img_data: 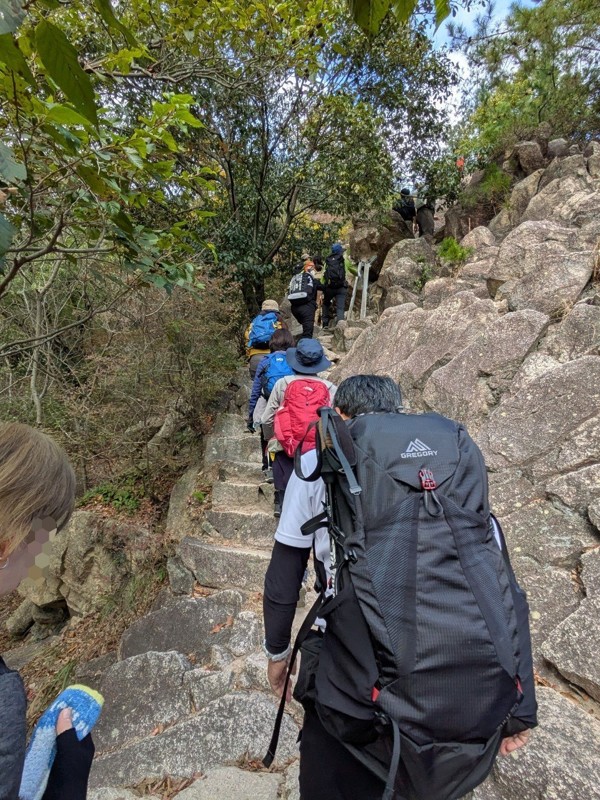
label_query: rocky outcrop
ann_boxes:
[348,210,414,275]
[17,511,153,620]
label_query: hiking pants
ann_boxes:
[416,206,434,238]
[299,703,387,800]
[273,452,294,495]
[322,287,347,326]
[291,302,316,339]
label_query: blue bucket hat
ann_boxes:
[286,338,331,374]
[331,243,343,255]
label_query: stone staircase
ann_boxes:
[86,360,320,797]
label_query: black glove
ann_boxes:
[247,421,256,433]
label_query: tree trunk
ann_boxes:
[241,275,265,317]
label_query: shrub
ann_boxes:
[438,237,473,266]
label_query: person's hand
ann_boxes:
[267,658,296,702]
[56,707,73,735]
[499,728,530,756]
[246,421,255,434]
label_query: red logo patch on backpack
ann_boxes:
[274,379,331,457]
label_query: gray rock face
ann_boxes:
[420,278,489,310]
[482,688,600,800]
[381,285,420,310]
[514,141,546,175]
[88,790,138,800]
[184,667,233,710]
[542,548,600,701]
[95,651,192,751]
[165,465,203,542]
[498,500,597,569]
[423,309,548,430]
[460,226,496,250]
[546,465,600,514]
[177,538,270,592]
[167,556,195,595]
[5,599,34,636]
[174,767,281,800]
[488,171,544,239]
[377,256,423,292]
[542,302,600,362]
[477,357,600,470]
[89,693,299,788]
[227,610,262,656]
[489,220,594,316]
[511,556,581,663]
[547,138,570,159]
[488,471,542,518]
[119,591,243,661]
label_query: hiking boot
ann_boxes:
[262,467,274,484]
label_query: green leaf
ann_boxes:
[0,141,26,182]
[111,209,134,236]
[347,0,391,37]
[0,0,25,35]
[0,33,34,84]
[35,20,98,127]
[392,0,417,24]
[0,211,15,258]
[93,0,138,48]
[46,103,95,129]
[76,165,112,196]
[434,0,451,29]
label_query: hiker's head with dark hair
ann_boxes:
[269,329,295,353]
[335,374,402,418]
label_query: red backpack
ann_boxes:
[274,378,331,456]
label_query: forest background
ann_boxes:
[0,0,598,513]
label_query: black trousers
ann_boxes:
[291,302,316,339]
[273,451,294,494]
[299,703,386,800]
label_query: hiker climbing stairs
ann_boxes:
[85,361,334,796]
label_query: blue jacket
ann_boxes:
[248,356,269,423]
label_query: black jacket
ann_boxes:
[0,656,27,800]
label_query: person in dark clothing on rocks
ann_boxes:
[0,423,96,800]
[244,300,286,379]
[393,188,416,223]
[247,328,296,480]
[414,187,435,238]
[262,375,537,800]
[287,255,323,340]
[321,243,348,329]
[260,339,335,517]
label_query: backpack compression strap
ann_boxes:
[263,592,325,768]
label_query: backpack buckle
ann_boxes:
[419,469,436,491]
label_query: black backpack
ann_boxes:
[324,254,346,289]
[287,271,313,304]
[264,409,537,800]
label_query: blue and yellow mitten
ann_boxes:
[19,684,103,800]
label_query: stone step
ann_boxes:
[217,460,265,485]
[212,480,274,513]
[204,509,276,547]
[119,590,243,661]
[204,434,262,466]
[88,693,299,789]
[211,413,249,438]
[178,537,271,592]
